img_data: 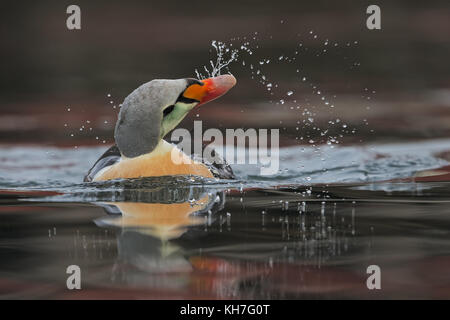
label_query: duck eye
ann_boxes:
[163,104,175,117]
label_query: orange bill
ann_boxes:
[183,74,236,106]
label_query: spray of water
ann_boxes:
[194,26,373,180]
[195,41,239,79]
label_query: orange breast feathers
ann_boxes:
[93,141,213,181]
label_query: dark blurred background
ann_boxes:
[0,0,449,145]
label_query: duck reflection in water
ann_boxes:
[92,185,233,290]
[84,183,367,298]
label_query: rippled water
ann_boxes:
[2,139,450,190]
[1,139,450,299]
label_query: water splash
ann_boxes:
[193,28,374,176]
[195,41,239,79]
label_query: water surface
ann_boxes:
[1,140,450,299]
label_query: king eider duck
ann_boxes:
[84,75,236,182]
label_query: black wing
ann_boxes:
[200,146,235,179]
[191,143,235,179]
[84,145,121,182]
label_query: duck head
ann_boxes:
[114,75,236,158]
